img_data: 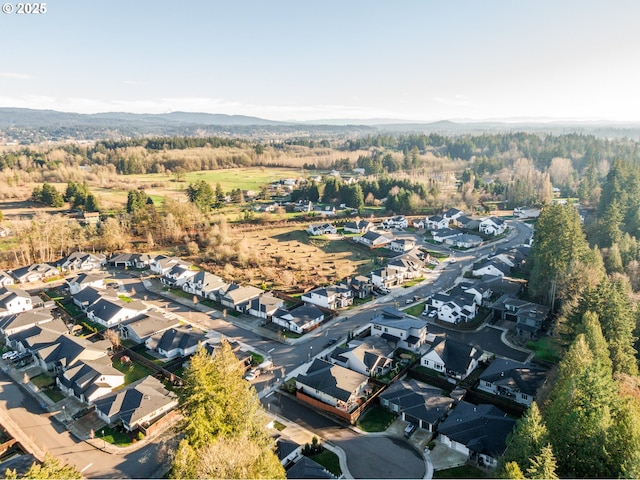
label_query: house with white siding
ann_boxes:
[370,308,428,352]
[302,284,353,310]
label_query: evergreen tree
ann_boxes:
[5,453,83,479]
[185,180,214,213]
[497,402,549,475]
[525,444,558,480]
[84,193,99,212]
[171,341,284,479]
[126,190,148,214]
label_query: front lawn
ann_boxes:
[97,425,134,447]
[403,277,425,287]
[30,374,55,389]
[527,336,561,364]
[308,449,342,478]
[404,302,426,317]
[357,405,397,432]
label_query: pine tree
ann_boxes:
[5,453,83,479]
[171,340,284,479]
[525,444,558,479]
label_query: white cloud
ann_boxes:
[432,94,471,107]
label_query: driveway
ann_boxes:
[265,393,427,479]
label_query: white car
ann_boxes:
[2,351,18,360]
[428,310,438,318]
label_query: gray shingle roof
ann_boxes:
[296,359,368,402]
[479,358,547,397]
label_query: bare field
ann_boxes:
[199,226,386,290]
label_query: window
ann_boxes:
[521,393,528,400]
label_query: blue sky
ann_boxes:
[1,0,639,121]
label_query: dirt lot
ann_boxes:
[201,226,388,290]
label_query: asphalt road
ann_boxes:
[264,394,426,479]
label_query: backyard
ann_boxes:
[356,405,397,432]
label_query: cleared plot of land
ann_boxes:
[202,226,388,290]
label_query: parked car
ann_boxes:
[428,310,438,318]
[404,422,417,437]
[323,338,338,348]
[2,351,18,360]
[244,368,260,381]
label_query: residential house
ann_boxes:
[370,308,428,352]
[383,215,408,229]
[0,286,33,317]
[353,230,393,248]
[307,223,337,236]
[94,376,179,432]
[80,212,100,225]
[490,295,550,339]
[67,273,109,295]
[425,215,449,230]
[182,270,228,301]
[146,327,206,359]
[443,208,464,221]
[301,284,353,310]
[429,289,477,324]
[248,293,284,319]
[219,284,263,313]
[295,358,369,412]
[389,238,416,253]
[343,220,374,234]
[386,253,424,280]
[87,297,148,328]
[479,217,507,236]
[455,282,492,306]
[477,358,548,407]
[430,228,462,244]
[472,259,511,278]
[0,271,14,287]
[314,205,336,217]
[379,379,454,432]
[446,234,483,249]
[513,207,541,219]
[72,286,105,311]
[5,317,68,355]
[421,338,483,382]
[108,253,154,269]
[59,252,106,272]
[276,438,302,469]
[293,200,313,212]
[328,336,394,377]
[338,275,373,299]
[272,304,325,334]
[10,263,59,284]
[437,401,516,468]
[21,327,111,372]
[57,357,125,403]
[119,311,181,345]
[0,309,54,337]
[370,267,403,289]
[150,256,187,276]
[456,215,480,231]
[161,262,197,287]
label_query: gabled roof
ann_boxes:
[60,357,123,398]
[188,270,227,291]
[479,358,547,396]
[372,308,425,331]
[250,293,283,313]
[121,311,181,340]
[156,328,205,353]
[473,259,511,275]
[330,337,394,370]
[362,230,392,243]
[222,284,263,304]
[94,375,177,427]
[73,286,105,306]
[438,401,516,458]
[0,308,53,333]
[443,208,463,218]
[68,272,108,286]
[88,297,144,322]
[379,378,454,425]
[426,338,482,375]
[273,304,324,326]
[0,286,31,302]
[296,358,368,402]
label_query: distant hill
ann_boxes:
[1,107,640,143]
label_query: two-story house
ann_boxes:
[370,308,428,352]
[301,284,353,310]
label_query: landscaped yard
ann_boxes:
[30,374,55,389]
[97,424,134,447]
[404,301,427,317]
[308,449,342,477]
[112,359,155,385]
[357,405,397,432]
[527,336,561,364]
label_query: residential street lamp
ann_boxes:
[308,346,313,361]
